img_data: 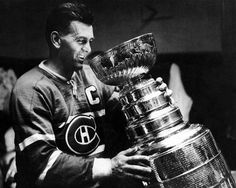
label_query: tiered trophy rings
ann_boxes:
[89,33,236,187]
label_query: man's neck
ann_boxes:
[45,58,73,80]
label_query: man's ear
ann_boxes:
[50,31,61,49]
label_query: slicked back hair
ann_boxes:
[45,1,94,47]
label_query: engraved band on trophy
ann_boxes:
[88,33,236,188]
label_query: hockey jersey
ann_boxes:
[10,62,116,188]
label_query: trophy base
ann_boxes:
[119,78,236,188]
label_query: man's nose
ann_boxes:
[82,42,91,53]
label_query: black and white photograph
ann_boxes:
[0,0,236,187]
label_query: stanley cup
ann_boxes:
[88,33,236,187]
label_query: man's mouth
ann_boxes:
[77,56,85,64]
[79,56,85,61]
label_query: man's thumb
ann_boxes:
[122,146,138,156]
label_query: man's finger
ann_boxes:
[158,83,167,91]
[164,89,173,97]
[156,77,163,84]
[123,164,152,174]
[120,146,138,156]
[122,171,151,181]
[126,155,150,163]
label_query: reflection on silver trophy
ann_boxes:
[89,33,236,187]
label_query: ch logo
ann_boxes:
[76,125,96,145]
[65,115,100,155]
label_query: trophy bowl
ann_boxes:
[88,33,157,86]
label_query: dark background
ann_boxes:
[0,0,236,170]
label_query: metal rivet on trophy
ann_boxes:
[89,33,236,188]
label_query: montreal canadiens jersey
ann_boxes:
[10,62,116,188]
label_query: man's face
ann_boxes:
[59,21,94,70]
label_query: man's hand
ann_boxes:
[156,77,175,104]
[0,152,17,188]
[5,156,16,188]
[111,147,152,181]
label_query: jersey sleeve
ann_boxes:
[10,79,95,188]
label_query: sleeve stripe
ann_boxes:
[18,133,56,151]
[37,150,62,182]
[89,144,105,156]
[108,91,119,102]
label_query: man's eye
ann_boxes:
[76,39,87,44]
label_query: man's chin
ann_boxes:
[75,63,83,70]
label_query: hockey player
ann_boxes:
[10,1,170,188]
